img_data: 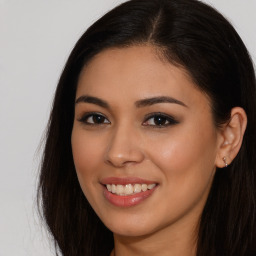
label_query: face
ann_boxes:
[71,46,221,238]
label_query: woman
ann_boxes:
[38,0,256,255]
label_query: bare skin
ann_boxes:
[71,45,247,256]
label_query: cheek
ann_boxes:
[147,124,218,185]
[144,126,218,221]
[71,130,104,189]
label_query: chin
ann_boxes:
[111,226,152,237]
[102,216,158,237]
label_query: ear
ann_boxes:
[215,107,247,168]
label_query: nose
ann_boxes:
[104,124,145,168]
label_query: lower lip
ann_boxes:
[103,185,157,207]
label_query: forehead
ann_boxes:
[76,45,209,109]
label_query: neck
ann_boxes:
[111,217,198,256]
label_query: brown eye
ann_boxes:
[79,113,110,125]
[152,116,168,126]
[143,113,179,127]
[91,115,106,124]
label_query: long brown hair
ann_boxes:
[38,0,256,255]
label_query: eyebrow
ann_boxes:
[135,96,187,108]
[75,95,187,108]
[75,95,110,108]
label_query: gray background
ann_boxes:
[0,1,255,255]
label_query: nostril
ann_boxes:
[104,146,145,167]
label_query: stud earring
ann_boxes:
[223,157,228,168]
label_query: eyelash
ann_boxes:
[78,112,110,125]
[78,112,179,127]
[143,112,179,127]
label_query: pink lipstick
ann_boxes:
[101,177,158,207]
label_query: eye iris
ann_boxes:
[154,116,167,125]
[93,115,105,124]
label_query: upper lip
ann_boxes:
[100,176,158,185]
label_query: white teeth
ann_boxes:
[141,184,147,192]
[112,184,116,193]
[116,185,124,195]
[105,183,156,196]
[134,184,142,193]
[147,184,156,189]
[124,184,134,195]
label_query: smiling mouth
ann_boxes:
[105,183,156,196]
